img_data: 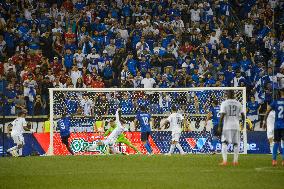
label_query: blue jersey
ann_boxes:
[247,101,259,116]
[65,99,78,114]
[270,98,284,129]
[57,117,71,137]
[136,112,151,132]
[210,106,220,126]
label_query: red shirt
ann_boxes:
[0,63,4,76]
[91,80,105,88]
[51,61,63,74]
[64,32,76,41]
[27,62,37,71]
[180,44,194,54]
[62,1,73,12]
[59,74,69,84]
[83,75,94,86]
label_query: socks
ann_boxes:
[212,137,218,151]
[7,146,18,152]
[272,142,279,160]
[176,143,184,154]
[222,143,228,162]
[270,143,273,154]
[18,148,23,156]
[233,145,239,163]
[144,141,152,154]
[169,144,175,154]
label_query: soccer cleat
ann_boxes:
[165,153,171,156]
[219,161,227,166]
[272,160,277,166]
[232,162,239,166]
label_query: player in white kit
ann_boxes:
[7,111,34,157]
[266,110,275,153]
[89,108,126,154]
[218,91,245,166]
[161,106,187,155]
[266,110,283,154]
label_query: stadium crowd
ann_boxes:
[0,0,283,127]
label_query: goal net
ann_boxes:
[48,87,247,155]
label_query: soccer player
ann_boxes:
[264,89,284,166]
[205,99,220,154]
[104,119,140,154]
[266,110,276,153]
[218,91,245,166]
[161,106,186,155]
[57,114,74,155]
[90,108,127,154]
[134,106,153,155]
[7,111,34,157]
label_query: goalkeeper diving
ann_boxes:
[104,118,140,154]
[89,108,136,154]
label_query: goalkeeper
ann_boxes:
[104,119,140,154]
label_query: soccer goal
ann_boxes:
[48,87,247,155]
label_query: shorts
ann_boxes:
[267,129,274,139]
[11,133,24,145]
[212,125,219,137]
[172,132,181,142]
[61,134,70,146]
[141,132,151,142]
[221,130,240,145]
[104,135,119,146]
[274,129,284,142]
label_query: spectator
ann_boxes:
[141,72,156,88]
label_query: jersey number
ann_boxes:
[142,117,149,125]
[278,106,284,119]
[228,105,237,116]
[59,123,65,130]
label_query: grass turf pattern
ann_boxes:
[0,154,283,189]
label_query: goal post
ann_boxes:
[48,87,247,156]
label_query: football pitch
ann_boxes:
[0,154,283,189]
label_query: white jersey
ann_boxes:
[267,110,275,139]
[104,109,125,145]
[11,117,27,135]
[80,99,93,116]
[220,99,243,131]
[167,113,184,133]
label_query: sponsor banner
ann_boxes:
[0,131,271,156]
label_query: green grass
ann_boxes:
[0,154,283,189]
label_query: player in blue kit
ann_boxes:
[265,89,284,166]
[57,114,74,155]
[205,100,220,154]
[134,106,153,154]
